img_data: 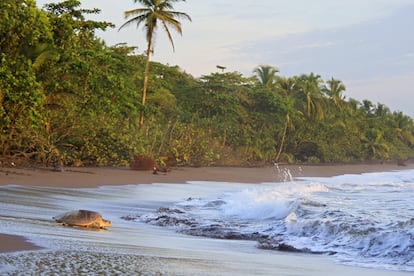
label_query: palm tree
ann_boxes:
[275,111,294,162]
[323,77,346,111]
[253,65,279,88]
[119,0,191,125]
[275,76,297,96]
[392,111,414,146]
[361,129,389,160]
[295,73,325,121]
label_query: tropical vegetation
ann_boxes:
[119,0,191,125]
[1,0,414,167]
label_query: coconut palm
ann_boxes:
[323,77,346,111]
[275,111,294,162]
[392,111,414,146]
[119,0,191,125]
[253,65,279,88]
[294,73,325,121]
[275,76,297,96]
[361,129,389,160]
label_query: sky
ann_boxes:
[36,0,414,118]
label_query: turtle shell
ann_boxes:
[53,210,111,228]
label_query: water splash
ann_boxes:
[273,163,297,182]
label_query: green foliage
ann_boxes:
[1,1,414,167]
[0,55,45,157]
[119,0,191,125]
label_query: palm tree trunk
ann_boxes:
[140,38,152,126]
[275,113,290,162]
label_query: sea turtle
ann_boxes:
[53,210,112,229]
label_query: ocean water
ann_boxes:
[0,168,413,275]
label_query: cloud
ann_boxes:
[238,4,414,78]
[295,42,336,50]
[346,72,414,118]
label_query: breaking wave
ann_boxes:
[126,172,414,272]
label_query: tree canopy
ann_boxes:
[1,0,413,167]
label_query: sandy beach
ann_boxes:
[2,162,413,188]
[1,162,413,275]
[1,162,413,253]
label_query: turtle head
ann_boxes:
[102,219,112,227]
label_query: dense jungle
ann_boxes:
[1,0,414,168]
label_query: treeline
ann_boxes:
[1,0,414,167]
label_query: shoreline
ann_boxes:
[1,162,413,254]
[1,162,413,188]
[0,235,43,253]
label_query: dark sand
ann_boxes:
[0,235,43,253]
[2,163,413,188]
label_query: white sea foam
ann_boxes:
[221,189,295,220]
[219,181,328,220]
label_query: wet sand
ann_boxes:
[2,162,413,188]
[1,162,413,255]
[0,234,42,253]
